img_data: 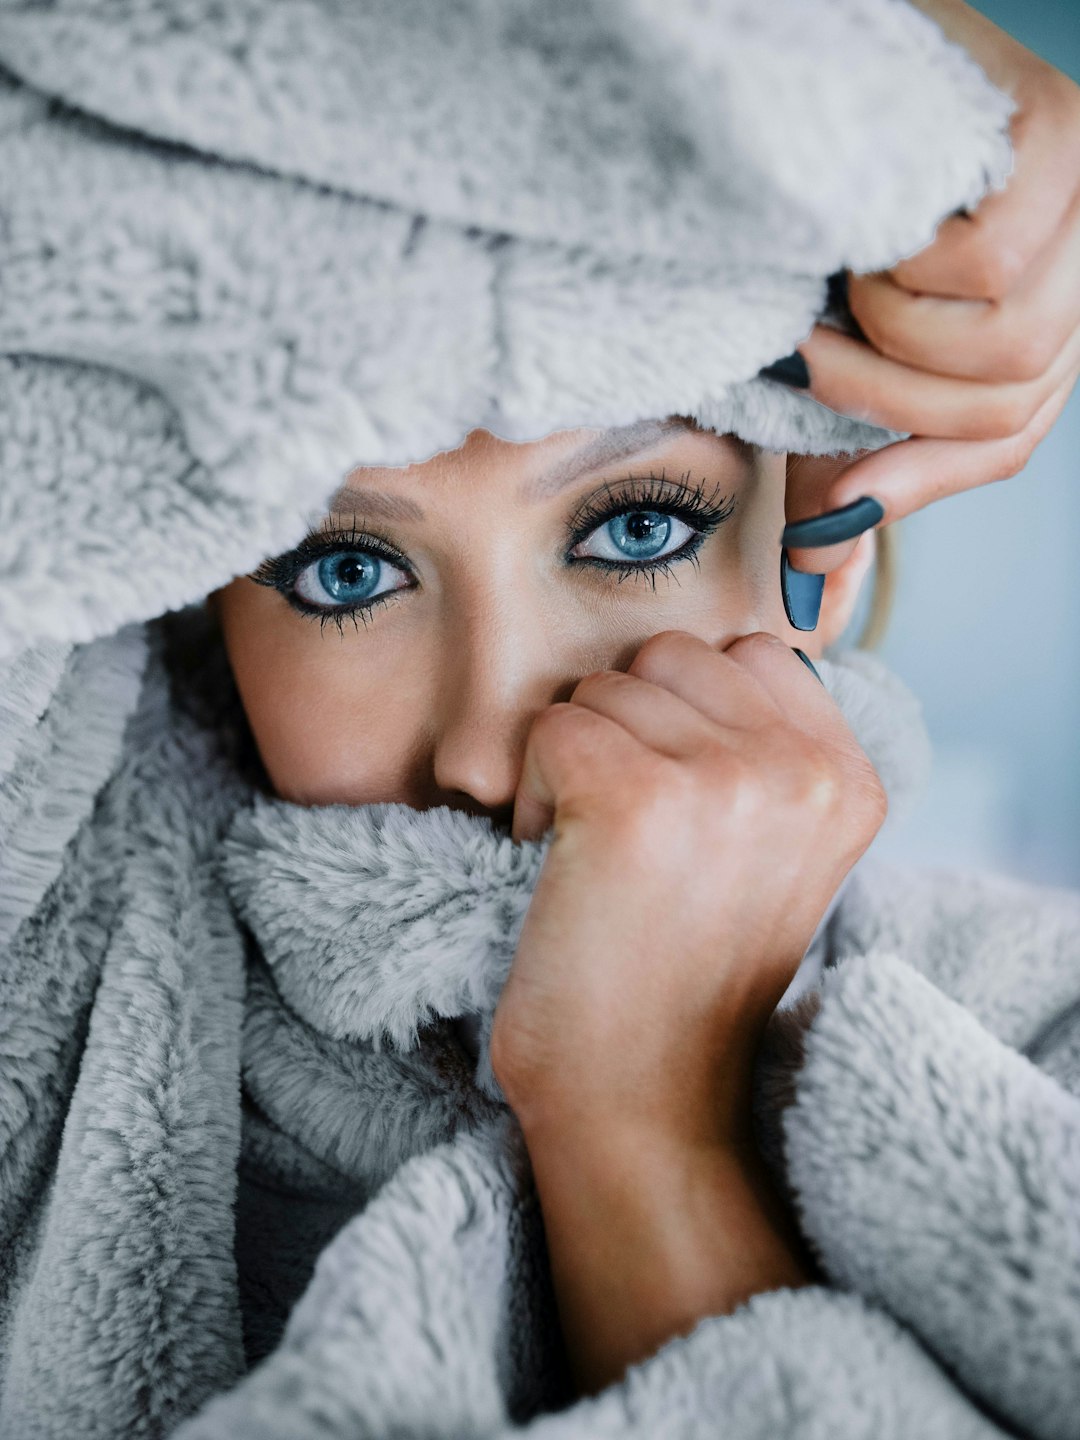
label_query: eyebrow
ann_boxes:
[324,487,426,523]
[520,418,697,502]
[326,416,704,521]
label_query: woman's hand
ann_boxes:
[490,629,886,1151]
[782,0,1080,575]
[489,629,885,1396]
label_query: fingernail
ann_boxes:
[791,648,824,685]
[758,351,810,389]
[825,270,849,313]
[824,267,870,343]
[781,549,824,632]
[781,496,885,549]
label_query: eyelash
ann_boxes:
[566,470,736,585]
[249,469,737,634]
[249,520,408,635]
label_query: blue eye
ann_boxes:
[572,509,696,565]
[293,550,410,608]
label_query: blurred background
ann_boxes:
[841,0,1080,887]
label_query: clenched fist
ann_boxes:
[490,629,886,1153]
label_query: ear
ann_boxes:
[815,527,878,650]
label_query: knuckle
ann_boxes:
[986,385,1043,439]
[788,748,843,814]
[864,316,915,367]
[570,668,624,705]
[995,430,1037,481]
[787,741,886,833]
[967,242,1026,303]
[723,630,783,665]
[529,701,584,754]
[845,280,896,350]
[993,327,1056,385]
[712,751,758,808]
[727,629,777,651]
[849,285,941,368]
[629,628,692,678]
[855,761,889,832]
[703,745,781,823]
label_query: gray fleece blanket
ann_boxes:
[3,2,1080,1438]
[4,602,1080,1440]
[0,0,1014,663]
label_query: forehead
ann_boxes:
[521,418,698,501]
[328,416,740,518]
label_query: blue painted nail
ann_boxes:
[758,351,810,389]
[825,270,850,313]
[781,496,885,548]
[781,549,824,632]
[791,648,824,684]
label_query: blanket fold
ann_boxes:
[783,952,1080,1440]
[3,3,1078,1438]
[173,1120,1016,1440]
[0,0,1013,662]
[2,597,1080,1440]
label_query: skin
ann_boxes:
[784,0,1080,576]
[211,2,1080,1396]
[213,419,882,1395]
[214,422,870,814]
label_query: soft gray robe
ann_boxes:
[2,2,1077,1437]
[2,605,1079,1440]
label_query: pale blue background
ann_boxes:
[843,0,1080,887]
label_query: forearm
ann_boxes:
[521,1114,819,1398]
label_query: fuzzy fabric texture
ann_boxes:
[0,0,1014,661]
[220,648,932,1103]
[3,603,1080,1440]
[3,3,1080,1439]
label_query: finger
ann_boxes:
[802,359,1079,532]
[848,186,1080,383]
[796,320,1080,440]
[719,633,848,753]
[783,452,871,575]
[511,702,646,844]
[723,636,889,857]
[567,667,730,761]
[890,75,1080,301]
[783,532,862,577]
[626,629,785,734]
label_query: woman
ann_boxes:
[1,0,1079,1437]
[209,416,900,1395]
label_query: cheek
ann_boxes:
[218,586,428,805]
[644,532,787,646]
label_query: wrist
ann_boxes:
[521,1118,816,1395]
[520,1107,769,1208]
[498,1005,772,1156]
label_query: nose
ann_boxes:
[428,612,573,827]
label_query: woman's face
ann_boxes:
[214,420,865,825]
